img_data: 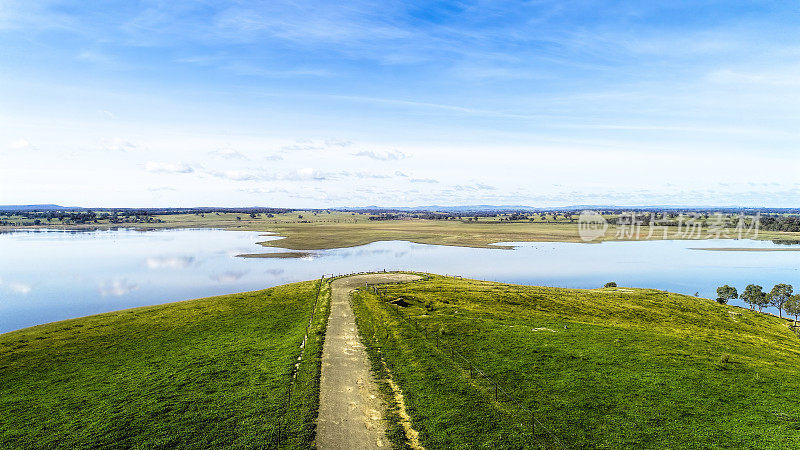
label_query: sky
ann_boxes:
[1,0,799,208]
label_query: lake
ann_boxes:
[1,228,799,333]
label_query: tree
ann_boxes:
[768,284,793,318]
[741,284,766,311]
[785,295,800,325]
[716,285,738,305]
[604,282,617,288]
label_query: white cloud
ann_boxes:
[207,169,268,181]
[101,138,136,152]
[210,148,248,160]
[239,187,289,194]
[286,167,338,181]
[8,138,30,150]
[454,184,496,192]
[145,161,194,174]
[280,143,326,153]
[353,149,406,161]
[354,172,392,179]
[9,283,31,294]
[325,139,352,147]
[707,69,800,87]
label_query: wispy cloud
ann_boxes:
[354,172,392,179]
[325,139,351,147]
[4,1,800,207]
[353,149,406,161]
[207,169,268,181]
[280,143,326,153]
[100,138,136,152]
[410,178,438,184]
[239,187,289,194]
[209,148,248,160]
[145,161,194,174]
[287,167,339,181]
[454,183,496,191]
[7,138,30,150]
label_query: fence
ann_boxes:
[271,271,424,445]
[366,283,566,449]
[272,276,327,446]
[272,270,564,448]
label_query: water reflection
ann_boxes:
[145,256,196,270]
[210,271,249,283]
[0,278,32,295]
[99,279,139,297]
[1,228,800,333]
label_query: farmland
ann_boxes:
[4,209,800,251]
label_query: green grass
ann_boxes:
[0,280,330,449]
[351,275,800,449]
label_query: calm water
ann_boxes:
[1,228,799,333]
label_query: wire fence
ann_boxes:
[367,282,567,449]
[271,272,413,445]
[272,276,326,446]
[270,271,565,448]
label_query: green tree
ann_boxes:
[741,284,766,311]
[604,282,617,288]
[768,284,793,318]
[716,285,738,305]
[785,295,800,325]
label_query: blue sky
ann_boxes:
[1,1,799,207]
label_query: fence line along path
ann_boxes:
[317,273,421,450]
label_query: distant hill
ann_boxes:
[0,204,82,211]
[336,204,757,213]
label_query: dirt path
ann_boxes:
[317,273,421,450]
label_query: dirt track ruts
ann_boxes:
[316,273,421,450]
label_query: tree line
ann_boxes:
[716,284,800,323]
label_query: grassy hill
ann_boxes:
[351,275,800,449]
[4,274,800,448]
[0,280,330,449]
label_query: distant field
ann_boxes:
[351,275,800,448]
[0,280,330,448]
[4,210,800,250]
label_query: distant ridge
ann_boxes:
[336,204,762,213]
[0,204,784,213]
[0,204,83,211]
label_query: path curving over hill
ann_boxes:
[317,273,421,449]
